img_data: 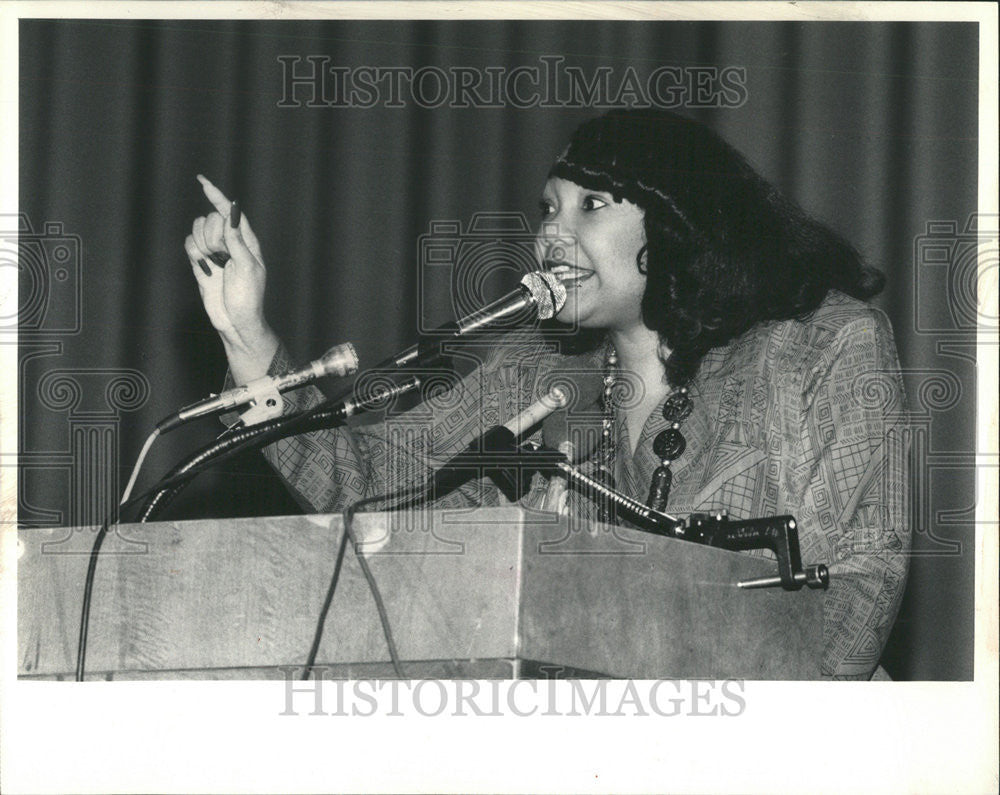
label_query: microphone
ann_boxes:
[380,271,567,369]
[425,383,570,501]
[157,342,359,432]
[540,380,602,514]
[424,365,603,502]
[540,418,599,515]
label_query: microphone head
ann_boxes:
[538,366,603,464]
[521,271,567,320]
[318,342,360,377]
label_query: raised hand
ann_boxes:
[185,175,277,383]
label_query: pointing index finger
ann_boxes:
[196,174,233,215]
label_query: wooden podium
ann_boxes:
[18,507,824,680]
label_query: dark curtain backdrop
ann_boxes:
[18,19,979,680]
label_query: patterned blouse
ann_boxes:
[247,290,910,680]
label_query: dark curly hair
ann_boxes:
[547,108,884,387]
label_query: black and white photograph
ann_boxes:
[1,2,997,792]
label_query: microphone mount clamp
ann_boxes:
[676,512,829,592]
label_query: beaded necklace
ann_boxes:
[600,344,693,517]
[592,345,619,523]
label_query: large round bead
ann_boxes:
[661,391,693,423]
[653,428,686,460]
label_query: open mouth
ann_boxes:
[545,263,595,286]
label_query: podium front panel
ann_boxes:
[517,515,823,679]
[19,508,823,679]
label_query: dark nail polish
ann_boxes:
[197,258,212,276]
[208,252,231,266]
[230,200,241,229]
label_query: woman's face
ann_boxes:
[535,177,647,332]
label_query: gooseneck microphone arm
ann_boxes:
[518,441,683,535]
[138,376,422,523]
[554,458,682,535]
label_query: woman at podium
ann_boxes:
[184,109,909,680]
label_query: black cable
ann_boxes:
[75,516,112,681]
[76,378,425,681]
[139,402,342,522]
[296,445,598,681]
[75,393,371,680]
[300,484,430,680]
[301,522,350,680]
[343,494,409,679]
[140,375,360,521]
[139,375,420,523]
